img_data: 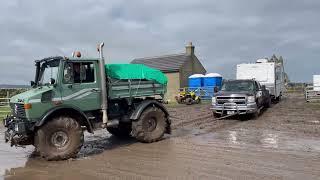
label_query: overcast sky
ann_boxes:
[0,0,319,84]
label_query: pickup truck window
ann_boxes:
[221,81,254,92]
[63,62,95,84]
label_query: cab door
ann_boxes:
[60,61,101,111]
[254,82,263,107]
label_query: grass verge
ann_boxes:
[0,106,10,119]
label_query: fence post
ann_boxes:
[6,91,9,105]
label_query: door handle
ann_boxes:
[91,89,99,92]
[67,84,73,89]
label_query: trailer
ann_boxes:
[305,75,320,102]
[236,59,285,101]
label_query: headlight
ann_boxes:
[212,97,217,105]
[247,96,255,103]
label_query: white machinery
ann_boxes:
[313,75,320,91]
[236,59,285,101]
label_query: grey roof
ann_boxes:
[131,53,192,73]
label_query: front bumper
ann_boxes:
[3,116,33,146]
[211,102,257,115]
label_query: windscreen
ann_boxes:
[221,81,254,92]
[37,60,60,86]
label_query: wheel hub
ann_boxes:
[146,118,157,132]
[51,131,69,148]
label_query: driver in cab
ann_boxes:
[73,63,81,83]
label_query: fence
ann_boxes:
[0,91,11,116]
[305,86,320,102]
[185,86,216,100]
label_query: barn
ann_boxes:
[131,42,207,101]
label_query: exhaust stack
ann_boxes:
[98,42,108,127]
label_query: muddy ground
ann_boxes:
[0,93,319,180]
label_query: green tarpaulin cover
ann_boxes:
[105,64,168,85]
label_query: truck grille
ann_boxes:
[10,103,26,118]
[216,97,246,105]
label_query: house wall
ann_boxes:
[180,59,193,88]
[192,56,207,74]
[180,55,207,88]
[164,72,180,102]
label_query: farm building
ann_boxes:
[131,42,207,101]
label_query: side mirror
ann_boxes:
[30,81,35,87]
[261,85,266,90]
[214,87,219,93]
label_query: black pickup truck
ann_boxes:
[211,79,271,118]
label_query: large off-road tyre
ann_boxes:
[131,106,167,143]
[35,116,84,161]
[107,123,132,138]
[185,98,193,105]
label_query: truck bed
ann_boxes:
[108,79,166,99]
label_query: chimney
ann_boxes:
[185,42,195,56]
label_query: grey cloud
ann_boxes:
[0,0,320,84]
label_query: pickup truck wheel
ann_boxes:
[35,116,84,161]
[251,109,260,120]
[265,97,272,108]
[213,112,221,118]
[107,123,132,138]
[132,106,166,143]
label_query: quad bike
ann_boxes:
[175,88,201,105]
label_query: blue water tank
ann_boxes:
[188,74,204,88]
[203,73,223,87]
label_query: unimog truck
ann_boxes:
[3,43,171,160]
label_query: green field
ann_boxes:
[0,106,10,119]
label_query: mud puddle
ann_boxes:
[0,126,34,178]
[0,93,320,179]
[191,128,320,153]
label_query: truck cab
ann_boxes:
[211,79,271,118]
[3,44,171,160]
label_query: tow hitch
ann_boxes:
[215,112,240,120]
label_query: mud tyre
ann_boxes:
[107,123,132,138]
[213,112,221,118]
[185,98,193,105]
[265,97,272,108]
[35,116,84,161]
[132,106,167,143]
[195,98,201,104]
[175,96,183,104]
[251,109,260,120]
